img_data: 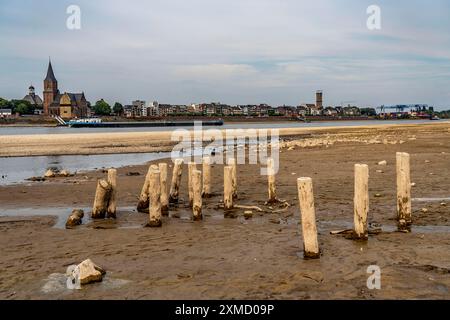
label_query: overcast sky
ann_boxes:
[0,0,449,109]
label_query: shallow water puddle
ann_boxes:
[41,273,130,295]
[319,219,450,234]
[0,206,143,229]
[412,197,450,202]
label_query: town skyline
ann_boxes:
[1,1,449,110]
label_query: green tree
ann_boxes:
[0,97,10,109]
[113,102,123,115]
[360,108,377,117]
[10,100,34,115]
[93,99,111,116]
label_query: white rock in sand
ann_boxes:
[67,259,106,287]
[377,160,387,166]
[44,169,56,178]
[79,259,105,285]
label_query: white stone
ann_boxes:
[77,259,105,285]
[44,169,56,178]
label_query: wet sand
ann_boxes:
[0,122,449,299]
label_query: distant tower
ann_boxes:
[43,59,59,115]
[29,84,35,96]
[316,90,323,109]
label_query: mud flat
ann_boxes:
[0,122,449,299]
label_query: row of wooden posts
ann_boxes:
[91,152,412,259]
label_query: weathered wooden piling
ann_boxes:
[353,164,369,240]
[92,179,112,219]
[137,165,153,212]
[396,152,412,231]
[202,156,212,198]
[147,167,162,227]
[297,177,320,259]
[267,157,277,203]
[188,162,197,206]
[224,166,234,211]
[169,159,184,204]
[158,163,169,215]
[227,158,237,199]
[106,169,117,218]
[192,169,203,221]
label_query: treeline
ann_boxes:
[0,98,35,115]
[92,99,124,116]
[436,110,450,118]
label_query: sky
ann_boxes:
[0,0,449,110]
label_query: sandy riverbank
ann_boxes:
[0,122,449,299]
[0,121,448,157]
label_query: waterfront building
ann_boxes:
[43,60,89,119]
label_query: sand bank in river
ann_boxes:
[0,122,448,157]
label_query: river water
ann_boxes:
[0,119,436,136]
[0,119,442,185]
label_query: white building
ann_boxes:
[132,100,146,117]
[0,109,12,118]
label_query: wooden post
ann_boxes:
[148,167,162,227]
[297,177,320,259]
[169,159,184,204]
[192,169,203,221]
[92,179,112,219]
[137,165,153,212]
[396,152,412,231]
[188,162,197,206]
[224,166,233,211]
[267,157,277,203]
[354,164,369,240]
[202,156,212,198]
[158,163,169,215]
[227,158,237,199]
[106,169,117,219]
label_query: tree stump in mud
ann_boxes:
[202,156,212,198]
[158,163,169,215]
[169,159,184,204]
[106,169,117,219]
[353,164,369,240]
[224,166,234,213]
[267,157,277,203]
[227,158,237,199]
[147,167,162,227]
[297,177,320,259]
[92,179,112,219]
[396,152,412,231]
[192,169,203,221]
[137,165,153,212]
[188,162,197,207]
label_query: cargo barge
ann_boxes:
[61,117,224,128]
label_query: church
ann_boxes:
[42,60,90,119]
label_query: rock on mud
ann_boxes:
[65,209,85,228]
[67,259,106,286]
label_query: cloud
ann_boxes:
[0,0,449,109]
